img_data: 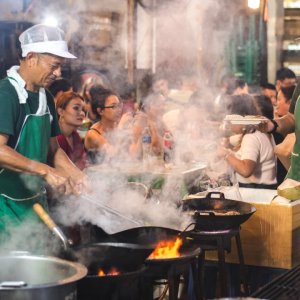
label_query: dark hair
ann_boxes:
[228,95,258,150]
[261,83,276,91]
[252,94,273,119]
[235,79,246,89]
[48,78,72,98]
[227,94,258,116]
[152,73,168,85]
[276,68,296,82]
[118,82,136,101]
[55,91,83,117]
[187,91,213,111]
[142,92,164,110]
[221,73,237,95]
[281,85,296,102]
[89,85,117,117]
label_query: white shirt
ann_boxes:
[163,109,181,137]
[234,131,277,185]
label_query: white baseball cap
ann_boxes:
[19,24,77,59]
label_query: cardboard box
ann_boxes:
[205,188,300,269]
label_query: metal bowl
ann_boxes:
[0,253,87,300]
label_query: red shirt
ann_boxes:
[57,131,87,170]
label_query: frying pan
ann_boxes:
[33,204,154,273]
[181,192,257,231]
[93,225,192,247]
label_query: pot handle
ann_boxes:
[206,192,226,200]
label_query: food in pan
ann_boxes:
[277,178,300,201]
[188,210,240,216]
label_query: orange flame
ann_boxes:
[98,268,120,276]
[148,237,183,259]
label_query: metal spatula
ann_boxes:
[81,194,143,226]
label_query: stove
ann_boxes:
[77,264,148,300]
[188,227,249,298]
[141,245,202,300]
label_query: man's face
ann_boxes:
[263,88,276,105]
[31,54,66,88]
[276,78,296,92]
[153,79,169,97]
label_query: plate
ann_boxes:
[225,118,265,125]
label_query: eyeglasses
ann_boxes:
[104,103,124,110]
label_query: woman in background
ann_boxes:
[275,85,295,117]
[84,85,133,165]
[56,91,87,170]
[217,95,277,189]
[81,77,106,124]
[55,91,87,245]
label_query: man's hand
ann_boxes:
[257,120,274,133]
[44,167,73,195]
[69,172,91,195]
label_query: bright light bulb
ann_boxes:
[44,17,58,27]
[248,0,260,9]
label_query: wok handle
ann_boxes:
[33,204,57,231]
[33,203,70,250]
[206,192,225,200]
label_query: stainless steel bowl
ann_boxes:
[0,253,87,300]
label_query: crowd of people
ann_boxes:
[48,66,298,191]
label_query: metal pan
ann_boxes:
[181,192,257,231]
[93,226,190,247]
[33,204,154,273]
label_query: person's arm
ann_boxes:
[48,137,90,194]
[148,119,163,154]
[216,145,256,178]
[0,133,74,194]
[258,113,295,137]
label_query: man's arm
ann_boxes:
[48,137,90,194]
[0,133,72,194]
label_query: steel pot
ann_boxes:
[0,252,87,300]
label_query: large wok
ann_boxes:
[181,192,257,231]
[93,224,196,247]
[33,204,154,273]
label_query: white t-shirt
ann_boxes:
[234,131,277,185]
[163,109,181,137]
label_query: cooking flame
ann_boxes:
[98,268,120,276]
[149,237,183,259]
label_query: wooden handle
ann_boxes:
[33,204,57,231]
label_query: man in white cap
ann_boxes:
[0,24,90,247]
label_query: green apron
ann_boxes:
[287,95,300,181]
[0,83,51,250]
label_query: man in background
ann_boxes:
[48,77,72,103]
[261,83,276,105]
[275,68,296,93]
[233,79,249,95]
[165,72,200,113]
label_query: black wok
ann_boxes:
[33,204,154,273]
[62,242,153,274]
[181,192,257,231]
[93,225,192,247]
